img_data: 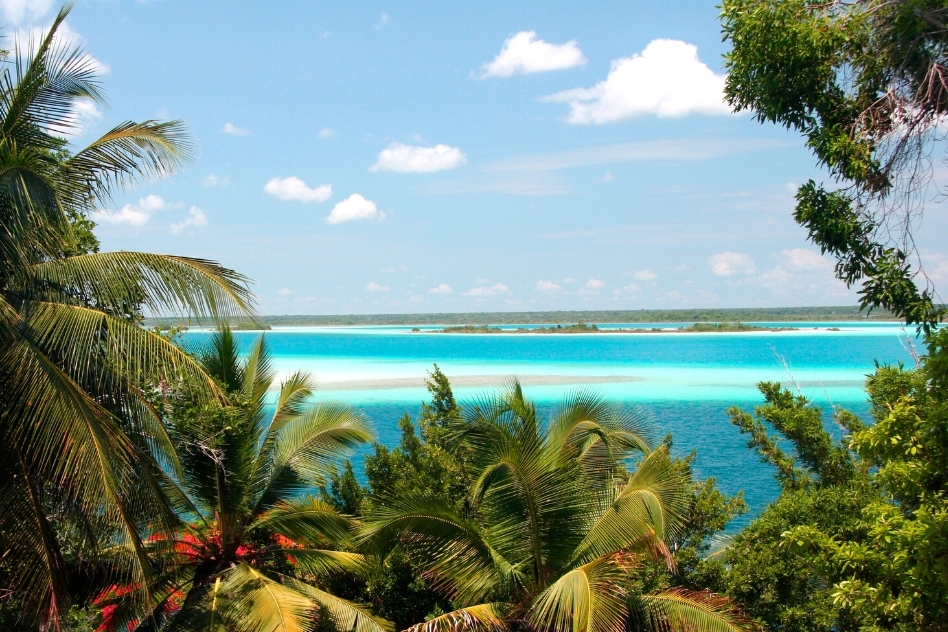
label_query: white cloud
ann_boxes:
[326,194,384,224]
[633,269,657,281]
[543,39,730,123]
[613,283,641,296]
[365,282,390,292]
[781,248,828,271]
[758,249,849,298]
[92,194,168,226]
[371,143,467,173]
[601,172,615,181]
[481,30,586,78]
[264,176,333,203]
[579,279,605,295]
[170,206,208,234]
[563,277,576,284]
[318,128,336,139]
[222,122,251,136]
[203,173,230,187]
[463,282,510,297]
[0,0,52,24]
[428,283,453,295]
[536,280,562,293]
[708,251,756,277]
[277,287,294,296]
[374,13,389,29]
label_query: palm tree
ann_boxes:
[363,383,751,632]
[0,7,256,629]
[97,329,392,632]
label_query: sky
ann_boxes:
[9,0,948,314]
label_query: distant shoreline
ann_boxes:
[145,306,900,329]
[430,322,809,334]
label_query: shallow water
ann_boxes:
[181,322,915,528]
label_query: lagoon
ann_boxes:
[182,322,914,527]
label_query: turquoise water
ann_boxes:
[181,322,915,528]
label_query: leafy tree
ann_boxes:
[722,0,948,329]
[0,8,256,629]
[322,365,467,630]
[97,329,391,632]
[363,382,752,632]
[724,349,948,631]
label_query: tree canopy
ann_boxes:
[722,0,948,329]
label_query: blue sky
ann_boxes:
[11,0,948,314]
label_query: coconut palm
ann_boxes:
[0,7,256,629]
[97,329,392,632]
[363,383,751,632]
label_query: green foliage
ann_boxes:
[98,329,389,632]
[722,0,948,330]
[361,380,752,632]
[0,9,257,630]
[724,338,948,631]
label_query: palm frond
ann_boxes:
[57,120,194,206]
[254,402,373,512]
[282,575,394,632]
[568,447,689,567]
[25,251,256,322]
[249,495,353,543]
[529,553,634,632]
[218,564,314,632]
[405,603,508,632]
[2,5,104,145]
[360,494,515,603]
[636,588,756,632]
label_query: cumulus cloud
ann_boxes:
[543,39,730,123]
[536,280,562,293]
[758,249,848,298]
[92,194,168,226]
[463,282,510,297]
[326,194,384,224]
[708,251,756,277]
[633,269,657,281]
[428,283,453,295]
[264,177,333,203]
[277,287,294,296]
[170,206,208,234]
[1,0,53,24]
[365,282,390,292]
[371,143,467,173]
[481,30,586,78]
[222,122,251,136]
[318,128,336,139]
[69,99,102,136]
[579,279,605,295]
[613,283,641,296]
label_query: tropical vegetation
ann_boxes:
[0,7,255,630]
[360,381,751,632]
[93,329,389,632]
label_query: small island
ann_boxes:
[430,322,799,334]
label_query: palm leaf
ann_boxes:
[636,588,755,632]
[282,575,394,632]
[57,120,194,206]
[528,553,635,632]
[249,495,353,543]
[25,251,256,322]
[569,447,689,567]
[405,603,508,632]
